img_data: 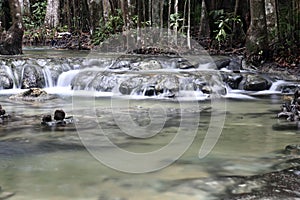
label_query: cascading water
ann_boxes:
[57,70,80,87]
[41,66,54,88]
[0,53,299,99]
[2,65,18,89]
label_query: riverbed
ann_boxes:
[0,94,299,199]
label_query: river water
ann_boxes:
[0,49,299,199]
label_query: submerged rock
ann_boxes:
[284,144,300,155]
[0,105,10,124]
[220,165,300,200]
[9,88,56,101]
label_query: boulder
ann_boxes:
[243,74,271,91]
[0,69,13,89]
[134,60,162,70]
[9,88,56,101]
[42,115,52,123]
[54,110,65,121]
[21,65,45,89]
[214,57,231,70]
[119,76,145,95]
[222,73,243,89]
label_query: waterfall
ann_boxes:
[57,70,80,87]
[42,66,54,88]
[269,80,287,92]
[2,65,18,89]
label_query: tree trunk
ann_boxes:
[187,0,191,49]
[151,0,160,27]
[19,0,30,16]
[88,0,103,35]
[148,0,152,25]
[160,1,164,37]
[0,0,23,55]
[246,0,269,57]
[174,0,178,44]
[168,0,172,32]
[265,0,278,42]
[44,0,60,28]
[199,0,210,38]
[103,0,111,23]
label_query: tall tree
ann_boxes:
[246,0,269,57]
[44,0,60,28]
[151,0,160,27]
[187,0,191,49]
[0,0,24,55]
[174,0,178,44]
[265,0,278,42]
[199,0,210,38]
[88,0,103,35]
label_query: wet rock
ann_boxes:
[284,144,300,155]
[54,110,65,121]
[128,47,178,55]
[215,58,231,70]
[9,88,56,101]
[220,166,300,200]
[276,89,300,122]
[243,74,271,91]
[0,105,10,124]
[222,73,244,89]
[0,105,5,116]
[119,76,143,95]
[176,58,195,69]
[144,85,156,96]
[41,109,74,128]
[0,69,13,89]
[21,64,45,89]
[89,72,119,92]
[227,56,242,71]
[281,84,300,94]
[42,115,52,123]
[134,60,162,70]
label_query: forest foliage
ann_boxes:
[0,0,299,65]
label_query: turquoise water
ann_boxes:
[0,94,298,200]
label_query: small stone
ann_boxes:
[0,109,5,116]
[42,115,52,122]
[54,110,65,121]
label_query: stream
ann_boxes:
[0,48,299,199]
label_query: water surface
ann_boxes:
[0,94,298,200]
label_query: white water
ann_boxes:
[0,57,299,100]
[57,70,80,87]
[42,66,54,88]
[2,65,18,89]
